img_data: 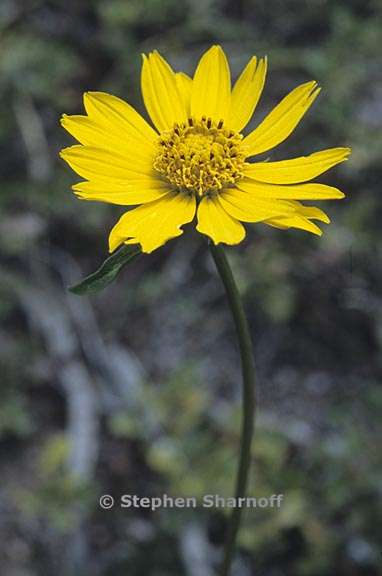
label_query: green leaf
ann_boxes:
[69,245,141,295]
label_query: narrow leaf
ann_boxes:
[69,244,141,295]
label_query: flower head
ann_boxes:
[60,46,350,254]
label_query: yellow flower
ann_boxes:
[60,45,350,254]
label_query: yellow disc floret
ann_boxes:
[153,117,246,197]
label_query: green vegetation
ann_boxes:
[0,0,381,574]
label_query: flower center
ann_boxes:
[153,117,246,197]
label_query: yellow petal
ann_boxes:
[191,45,231,123]
[175,72,192,116]
[237,178,345,200]
[60,114,154,162]
[244,147,351,184]
[219,187,295,223]
[243,81,321,156]
[83,92,157,147]
[196,196,245,245]
[228,56,267,132]
[60,145,154,183]
[109,192,196,253]
[72,179,171,206]
[141,51,188,133]
[290,201,330,223]
[265,215,323,236]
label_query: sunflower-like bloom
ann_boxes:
[60,46,350,254]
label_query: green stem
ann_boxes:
[209,243,257,576]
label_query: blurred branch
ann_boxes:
[2,244,153,573]
[15,279,98,575]
[13,94,52,182]
[49,247,149,407]
[180,523,215,576]
[21,286,101,475]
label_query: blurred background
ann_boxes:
[1,0,381,575]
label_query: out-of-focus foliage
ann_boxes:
[0,0,381,575]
